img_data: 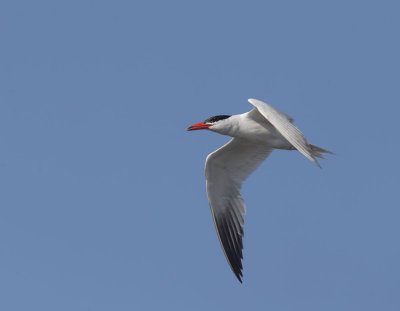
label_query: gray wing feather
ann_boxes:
[205,138,272,282]
[248,98,320,167]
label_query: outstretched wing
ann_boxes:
[248,98,320,167]
[205,138,273,282]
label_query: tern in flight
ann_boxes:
[186,98,333,282]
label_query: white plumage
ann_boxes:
[187,99,333,282]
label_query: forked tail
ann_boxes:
[310,144,335,160]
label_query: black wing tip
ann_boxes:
[216,215,245,284]
[231,260,243,283]
[235,270,243,283]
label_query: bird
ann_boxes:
[186,98,333,283]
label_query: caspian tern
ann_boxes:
[186,98,333,283]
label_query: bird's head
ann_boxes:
[186,115,232,133]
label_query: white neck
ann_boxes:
[209,114,242,137]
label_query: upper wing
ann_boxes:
[205,138,273,282]
[248,98,320,167]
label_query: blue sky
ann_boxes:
[1,1,399,310]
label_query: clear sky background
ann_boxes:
[1,1,399,310]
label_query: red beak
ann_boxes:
[186,122,212,131]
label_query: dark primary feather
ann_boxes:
[215,205,244,282]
